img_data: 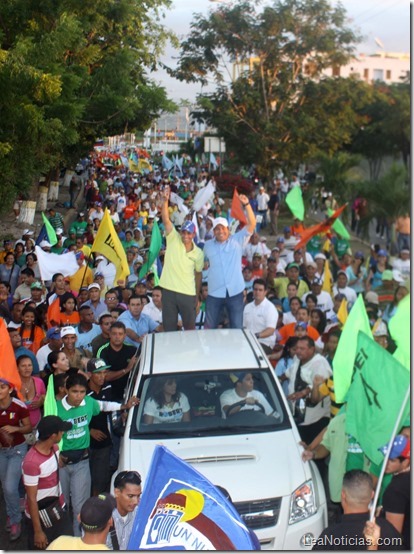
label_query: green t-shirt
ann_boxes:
[321,412,347,503]
[72,221,88,237]
[307,235,322,257]
[334,238,350,258]
[57,395,100,451]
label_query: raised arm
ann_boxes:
[238,193,256,234]
[160,185,173,235]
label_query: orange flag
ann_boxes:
[230,189,248,225]
[0,318,22,395]
[47,296,61,329]
[294,204,347,251]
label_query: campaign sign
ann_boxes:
[127,445,256,550]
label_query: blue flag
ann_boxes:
[35,224,48,246]
[127,446,257,550]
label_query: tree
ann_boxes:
[349,81,410,180]
[170,0,369,178]
[0,0,176,208]
[316,151,362,206]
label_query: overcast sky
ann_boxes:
[151,0,411,102]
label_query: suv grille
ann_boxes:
[234,497,282,530]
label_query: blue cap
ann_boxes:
[229,372,246,384]
[283,226,291,233]
[181,221,196,234]
[295,322,308,330]
[46,327,61,340]
[377,249,388,257]
[379,435,410,459]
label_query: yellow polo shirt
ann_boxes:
[159,227,204,295]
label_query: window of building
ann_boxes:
[332,65,340,77]
[386,70,391,80]
[363,68,369,80]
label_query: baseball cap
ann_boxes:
[22,229,34,236]
[80,493,116,531]
[69,227,76,234]
[88,283,100,290]
[311,277,323,285]
[87,358,111,373]
[271,246,280,253]
[276,237,285,243]
[381,270,393,281]
[379,435,410,459]
[400,249,410,254]
[377,249,388,257]
[94,271,104,278]
[253,252,262,259]
[295,322,308,330]
[30,281,43,290]
[55,228,63,235]
[181,221,196,234]
[354,251,364,259]
[37,415,72,441]
[46,327,61,340]
[229,372,246,383]
[283,226,291,233]
[392,269,404,283]
[78,212,85,217]
[307,261,317,269]
[365,291,379,305]
[60,326,77,337]
[260,236,267,242]
[39,240,52,248]
[286,262,300,270]
[372,320,388,337]
[267,256,277,263]
[337,270,348,278]
[314,253,326,261]
[213,217,228,230]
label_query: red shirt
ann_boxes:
[0,397,29,447]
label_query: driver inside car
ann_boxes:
[220,372,274,418]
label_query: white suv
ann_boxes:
[117,329,327,550]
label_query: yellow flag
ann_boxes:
[138,159,153,173]
[337,298,348,325]
[322,238,331,252]
[129,159,140,172]
[91,209,130,284]
[322,259,333,295]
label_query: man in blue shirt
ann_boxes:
[203,193,256,329]
[118,294,161,347]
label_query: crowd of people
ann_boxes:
[0,155,410,550]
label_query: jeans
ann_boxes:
[205,292,244,329]
[397,233,410,252]
[0,442,28,525]
[59,458,91,536]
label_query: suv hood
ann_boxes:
[126,429,307,501]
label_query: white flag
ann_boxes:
[192,180,216,212]
[170,192,189,214]
[35,246,79,281]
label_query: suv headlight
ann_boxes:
[289,480,317,524]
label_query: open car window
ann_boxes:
[131,370,291,439]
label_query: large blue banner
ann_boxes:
[127,446,257,550]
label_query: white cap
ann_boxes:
[55,228,63,235]
[22,229,34,236]
[95,255,105,261]
[314,253,327,261]
[212,217,229,230]
[60,326,77,337]
[392,269,405,283]
[39,240,51,248]
[373,320,388,337]
[88,283,101,290]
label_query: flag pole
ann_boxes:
[370,385,410,520]
[78,253,92,291]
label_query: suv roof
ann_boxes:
[142,329,269,374]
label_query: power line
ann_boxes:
[357,0,407,25]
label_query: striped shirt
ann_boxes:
[22,444,65,517]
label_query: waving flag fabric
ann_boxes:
[0,318,22,396]
[127,445,256,550]
[230,189,248,225]
[286,186,305,221]
[294,204,347,251]
[35,246,78,281]
[327,208,350,239]
[139,220,162,279]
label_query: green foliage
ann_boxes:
[316,151,363,205]
[0,0,175,209]
[170,0,369,177]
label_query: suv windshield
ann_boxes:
[130,370,291,439]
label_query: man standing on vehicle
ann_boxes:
[204,195,256,329]
[160,186,204,331]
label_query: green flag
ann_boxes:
[333,294,372,403]
[41,212,58,245]
[346,331,410,466]
[285,187,304,221]
[44,374,57,416]
[388,294,410,369]
[139,220,162,279]
[327,208,350,239]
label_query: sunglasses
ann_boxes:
[114,470,142,487]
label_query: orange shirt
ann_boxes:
[57,312,80,326]
[18,326,45,354]
[278,322,320,345]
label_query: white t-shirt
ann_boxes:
[143,393,190,424]
[243,298,279,349]
[142,302,163,325]
[286,354,332,426]
[392,258,410,281]
[243,242,271,262]
[220,388,273,418]
[36,344,53,373]
[302,290,334,313]
[332,285,357,307]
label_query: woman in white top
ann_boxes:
[143,378,190,424]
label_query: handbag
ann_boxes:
[24,430,38,446]
[38,497,67,529]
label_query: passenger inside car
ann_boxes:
[220,372,275,418]
[143,377,191,424]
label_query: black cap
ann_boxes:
[37,416,73,440]
[80,493,116,531]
